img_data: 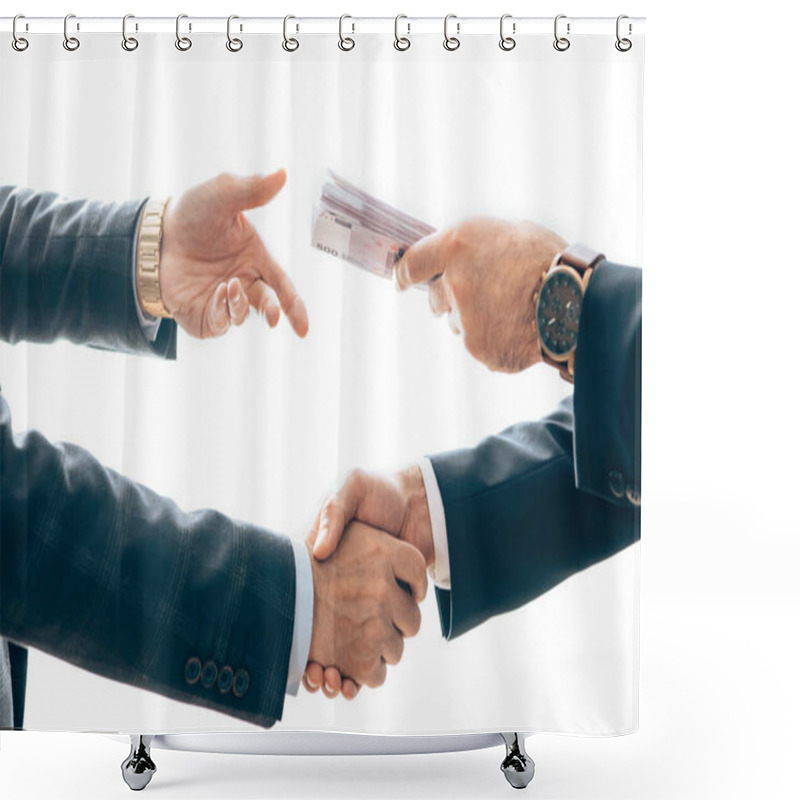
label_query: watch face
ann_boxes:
[537,267,583,358]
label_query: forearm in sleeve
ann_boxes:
[429,398,640,639]
[0,185,176,357]
[0,393,295,727]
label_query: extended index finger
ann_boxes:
[395,229,450,290]
[256,248,310,337]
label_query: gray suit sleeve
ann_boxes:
[0,393,296,727]
[0,185,177,357]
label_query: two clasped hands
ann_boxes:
[156,171,569,702]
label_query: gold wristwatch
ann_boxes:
[135,198,172,318]
[533,244,605,382]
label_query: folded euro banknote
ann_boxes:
[311,171,435,281]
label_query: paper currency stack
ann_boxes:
[311,171,435,280]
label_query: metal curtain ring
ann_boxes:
[394,14,410,51]
[122,14,138,51]
[226,15,243,52]
[615,14,632,51]
[282,15,299,52]
[338,14,355,51]
[443,14,460,51]
[499,13,515,51]
[12,14,29,51]
[553,14,570,51]
[176,13,192,51]
[63,13,80,51]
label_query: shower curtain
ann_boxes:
[0,16,643,736]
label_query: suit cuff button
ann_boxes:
[184,657,202,685]
[626,482,641,506]
[218,666,234,694]
[233,669,250,698]
[608,470,626,498]
[201,661,219,689]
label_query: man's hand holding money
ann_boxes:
[395,218,567,373]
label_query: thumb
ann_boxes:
[395,229,447,290]
[219,169,287,212]
[313,501,347,561]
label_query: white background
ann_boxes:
[1,0,799,798]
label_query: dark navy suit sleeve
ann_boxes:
[573,260,642,505]
[429,398,639,639]
[0,185,177,357]
[0,394,296,727]
[0,187,294,727]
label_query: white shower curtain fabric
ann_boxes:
[0,29,643,735]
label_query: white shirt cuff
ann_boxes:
[418,457,451,590]
[131,203,162,343]
[286,537,313,696]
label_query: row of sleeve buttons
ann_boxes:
[184,657,250,697]
[608,469,641,507]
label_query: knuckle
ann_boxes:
[364,617,386,644]
[346,467,366,493]
[408,605,422,637]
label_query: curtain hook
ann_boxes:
[499,13,516,51]
[283,15,299,52]
[176,14,192,51]
[615,15,632,52]
[226,15,243,52]
[338,14,355,51]
[63,13,80,51]
[443,14,460,51]
[553,14,570,52]
[122,14,139,51]
[394,14,410,51]
[12,14,29,52]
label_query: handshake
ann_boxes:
[303,467,433,701]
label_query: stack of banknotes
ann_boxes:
[311,171,435,280]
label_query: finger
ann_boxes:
[206,281,231,337]
[303,662,324,693]
[387,538,428,604]
[395,229,450,290]
[341,678,360,700]
[382,630,405,667]
[255,249,310,338]
[227,278,250,326]
[428,276,450,317]
[314,471,407,561]
[322,667,342,698]
[218,169,288,212]
[389,583,423,638]
[246,280,281,328]
[364,659,388,689]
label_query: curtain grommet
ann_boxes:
[443,14,460,51]
[63,14,80,51]
[121,14,139,51]
[394,15,411,51]
[226,15,243,52]
[499,14,516,51]
[338,14,355,51]
[282,15,299,52]
[176,14,192,51]
[12,14,29,51]
[553,14,571,52]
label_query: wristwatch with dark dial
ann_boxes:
[534,243,605,382]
